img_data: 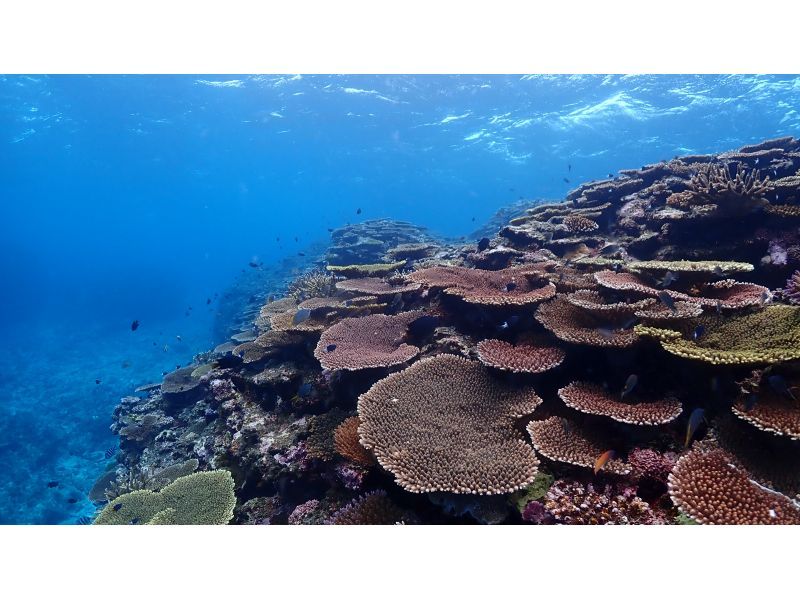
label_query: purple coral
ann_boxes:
[521,500,552,524]
[781,270,800,305]
[335,463,367,491]
[287,499,322,525]
[628,448,677,483]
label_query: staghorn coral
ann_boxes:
[635,306,800,365]
[668,442,800,524]
[534,296,638,348]
[475,339,565,374]
[545,480,663,525]
[286,269,337,302]
[334,416,375,466]
[314,311,423,371]
[327,490,407,525]
[558,382,683,426]
[672,162,773,217]
[94,470,236,525]
[358,354,541,494]
[527,417,631,475]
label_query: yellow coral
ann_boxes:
[635,306,800,365]
[326,261,407,278]
[627,260,754,275]
[94,470,236,525]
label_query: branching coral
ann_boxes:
[476,339,565,374]
[358,354,541,494]
[781,270,800,305]
[334,416,375,466]
[545,480,663,525]
[327,490,406,525]
[286,269,337,301]
[668,162,773,217]
[94,470,236,525]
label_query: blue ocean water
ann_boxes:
[1,74,799,524]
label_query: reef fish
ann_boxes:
[656,291,677,313]
[76,516,92,525]
[685,408,705,447]
[563,177,570,184]
[104,446,117,459]
[67,498,78,504]
[620,374,638,400]
[293,308,312,325]
[46,481,59,488]
[504,282,517,292]
[113,504,123,512]
[767,375,796,401]
[95,379,101,385]
[356,208,362,214]
[692,325,705,340]
[594,450,616,475]
[130,320,139,331]
[326,344,337,352]
[477,237,490,252]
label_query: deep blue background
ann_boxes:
[1,74,798,523]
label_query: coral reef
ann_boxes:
[90,137,800,525]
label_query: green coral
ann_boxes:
[636,306,800,366]
[94,470,236,525]
[510,472,554,512]
[326,261,407,278]
[675,513,698,525]
[627,259,754,275]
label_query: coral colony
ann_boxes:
[91,137,800,525]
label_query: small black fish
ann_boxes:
[477,237,490,252]
[621,374,638,400]
[95,379,101,385]
[130,518,140,525]
[76,516,92,525]
[326,344,337,352]
[607,173,613,178]
[130,320,139,331]
[294,236,298,242]
[47,481,59,488]
[563,177,570,184]
[297,252,306,257]
[471,216,475,222]
[600,243,621,256]
[206,298,212,305]
[715,300,723,316]
[293,308,312,325]
[248,261,260,268]
[67,498,78,504]
[327,228,334,232]
[657,291,677,313]
[759,290,771,306]
[568,163,572,172]
[692,325,705,340]
[712,265,725,277]
[356,208,362,215]
[742,393,758,412]
[504,282,517,292]
[113,504,122,512]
